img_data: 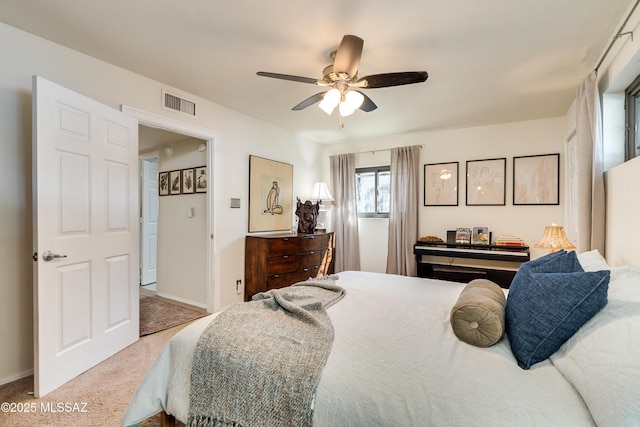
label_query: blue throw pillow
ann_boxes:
[505,251,609,369]
[520,249,584,274]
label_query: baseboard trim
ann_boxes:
[0,369,34,386]
[155,292,207,310]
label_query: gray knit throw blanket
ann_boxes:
[187,276,345,427]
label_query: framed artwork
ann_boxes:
[182,168,195,194]
[169,170,181,195]
[466,157,506,206]
[248,155,293,232]
[195,166,207,193]
[424,162,458,206]
[159,171,169,196]
[513,153,559,205]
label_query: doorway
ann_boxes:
[138,125,208,309]
[123,105,221,314]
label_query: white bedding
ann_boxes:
[123,271,597,427]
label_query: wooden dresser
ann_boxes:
[244,232,335,301]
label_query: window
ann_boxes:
[624,73,640,160]
[356,166,390,218]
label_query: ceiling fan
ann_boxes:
[257,35,428,120]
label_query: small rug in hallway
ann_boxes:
[140,295,208,336]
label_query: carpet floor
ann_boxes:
[140,295,208,336]
[0,295,207,426]
[0,322,192,427]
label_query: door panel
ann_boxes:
[141,156,158,285]
[60,153,90,233]
[59,262,91,351]
[33,76,139,397]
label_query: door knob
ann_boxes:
[42,250,68,262]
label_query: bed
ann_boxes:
[122,249,640,427]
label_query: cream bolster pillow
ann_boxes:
[450,279,506,347]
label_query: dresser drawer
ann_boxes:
[300,265,320,279]
[299,235,322,252]
[268,238,300,256]
[267,271,306,290]
[267,255,299,275]
[298,251,322,268]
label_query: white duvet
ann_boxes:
[123,271,595,426]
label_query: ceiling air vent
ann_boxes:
[162,90,196,116]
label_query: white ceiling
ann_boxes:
[0,0,633,144]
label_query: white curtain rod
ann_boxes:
[595,0,640,71]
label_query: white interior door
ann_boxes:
[140,156,158,285]
[32,76,139,397]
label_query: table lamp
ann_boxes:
[310,182,334,231]
[534,224,576,252]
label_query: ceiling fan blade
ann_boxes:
[292,92,326,110]
[357,71,428,88]
[257,71,318,84]
[333,35,364,80]
[357,91,377,112]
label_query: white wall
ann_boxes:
[149,138,208,307]
[326,117,567,270]
[0,23,322,384]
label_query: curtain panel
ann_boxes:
[575,71,605,253]
[386,145,421,276]
[330,154,361,272]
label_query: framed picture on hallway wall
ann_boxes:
[424,162,459,206]
[169,170,181,195]
[466,158,506,206]
[159,171,169,196]
[195,166,207,193]
[248,155,293,232]
[513,153,559,205]
[182,168,195,194]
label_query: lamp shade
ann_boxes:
[319,89,340,115]
[338,101,355,117]
[345,90,364,110]
[310,182,334,202]
[534,224,576,252]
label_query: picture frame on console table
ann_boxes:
[424,161,458,206]
[513,153,559,205]
[248,155,293,232]
[466,157,506,206]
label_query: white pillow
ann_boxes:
[550,266,640,427]
[577,249,610,272]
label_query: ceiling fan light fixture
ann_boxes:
[319,88,340,115]
[345,90,364,110]
[339,101,355,117]
[257,34,428,123]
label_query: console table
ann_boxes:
[413,241,530,288]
